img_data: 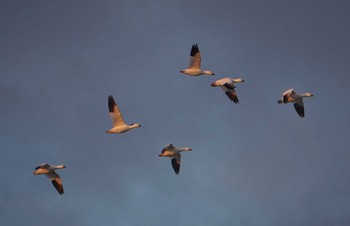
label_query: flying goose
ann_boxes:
[106,95,141,133]
[180,44,215,76]
[33,163,66,195]
[211,77,245,103]
[277,88,314,117]
[158,144,192,175]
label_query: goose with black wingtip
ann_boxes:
[106,95,141,133]
[158,144,192,175]
[277,88,314,117]
[33,163,66,195]
[211,77,245,103]
[180,44,215,76]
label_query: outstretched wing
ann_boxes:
[164,143,175,150]
[171,155,181,175]
[282,89,295,103]
[46,171,64,195]
[189,44,201,69]
[221,83,239,103]
[108,95,126,127]
[161,144,175,155]
[293,99,305,117]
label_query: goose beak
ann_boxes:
[179,70,185,74]
[158,154,163,157]
[211,82,217,87]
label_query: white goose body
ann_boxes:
[277,88,314,117]
[180,44,214,76]
[106,95,141,133]
[211,77,245,103]
[158,144,192,175]
[33,163,66,195]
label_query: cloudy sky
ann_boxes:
[1,0,350,225]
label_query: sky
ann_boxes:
[1,0,350,225]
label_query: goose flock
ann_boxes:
[34,43,314,195]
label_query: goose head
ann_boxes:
[182,147,192,152]
[233,78,245,83]
[304,92,314,97]
[131,123,141,128]
[57,165,66,169]
[203,70,215,76]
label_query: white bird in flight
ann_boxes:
[33,163,66,195]
[106,95,141,133]
[158,144,192,175]
[277,88,314,117]
[180,44,215,76]
[211,77,245,103]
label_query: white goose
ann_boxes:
[277,88,314,117]
[33,163,66,195]
[211,77,245,103]
[158,144,192,175]
[180,44,215,76]
[106,95,141,133]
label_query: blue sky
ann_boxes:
[1,0,350,225]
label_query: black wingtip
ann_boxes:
[190,43,199,57]
[293,103,305,118]
[52,180,64,195]
[108,95,116,112]
[225,91,239,104]
[171,158,180,175]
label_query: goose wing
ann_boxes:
[108,95,126,127]
[46,171,64,195]
[171,154,181,175]
[161,143,175,155]
[282,88,294,96]
[222,83,239,103]
[34,164,45,170]
[293,99,305,117]
[282,89,295,103]
[33,163,51,174]
[189,44,201,69]
[164,143,175,150]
